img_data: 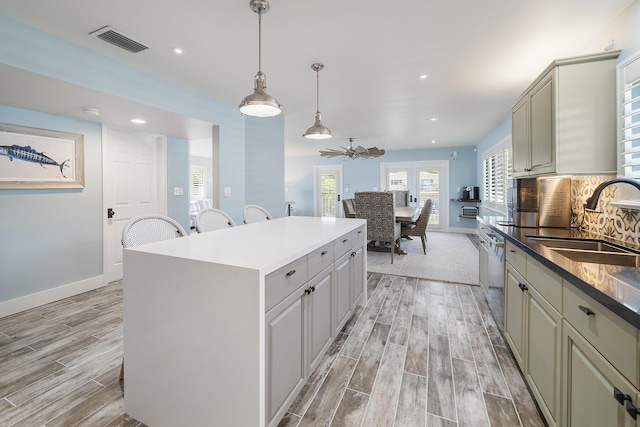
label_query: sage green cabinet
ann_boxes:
[511,50,619,177]
[504,242,561,426]
[563,321,639,427]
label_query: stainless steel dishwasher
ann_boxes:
[478,225,505,330]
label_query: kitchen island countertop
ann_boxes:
[478,215,640,329]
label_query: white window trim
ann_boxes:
[482,136,512,214]
[613,49,640,210]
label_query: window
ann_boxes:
[190,165,206,200]
[616,51,640,207]
[482,137,512,213]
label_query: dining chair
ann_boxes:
[120,213,187,379]
[355,191,401,263]
[401,199,433,254]
[195,208,236,233]
[243,204,272,224]
[342,198,356,218]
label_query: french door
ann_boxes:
[380,161,448,230]
[313,165,343,217]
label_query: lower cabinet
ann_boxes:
[265,286,306,425]
[563,321,640,427]
[335,252,351,335]
[349,245,364,310]
[308,268,334,373]
[504,261,561,426]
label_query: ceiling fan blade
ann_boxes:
[319,150,345,158]
[354,145,368,153]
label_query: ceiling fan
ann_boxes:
[319,138,385,159]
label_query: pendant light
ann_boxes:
[239,0,282,117]
[303,63,333,139]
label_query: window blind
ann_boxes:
[482,139,512,213]
[191,166,206,200]
[621,77,640,179]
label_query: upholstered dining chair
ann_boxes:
[355,191,401,264]
[243,204,272,224]
[401,199,433,255]
[342,198,356,218]
[120,213,187,380]
[195,208,236,233]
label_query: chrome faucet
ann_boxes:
[584,177,640,211]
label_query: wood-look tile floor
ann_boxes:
[0,274,546,427]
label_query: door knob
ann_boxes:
[107,208,115,219]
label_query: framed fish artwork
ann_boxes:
[0,124,84,189]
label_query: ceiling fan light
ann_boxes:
[303,112,333,139]
[239,73,282,117]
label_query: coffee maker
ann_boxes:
[463,186,480,200]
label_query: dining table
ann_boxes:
[395,206,420,223]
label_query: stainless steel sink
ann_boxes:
[525,236,628,253]
[551,248,639,267]
[525,235,639,267]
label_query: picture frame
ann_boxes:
[0,123,84,189]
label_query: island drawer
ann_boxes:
[506,240,527,274]
[563,283,639,388]
[351,225,366,247]
[335,232,353,257]
[308,242,334,279]
[265,256,309,312]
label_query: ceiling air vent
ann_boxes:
[89,25,149,53]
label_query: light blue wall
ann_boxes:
[0,14,285,304]
[245,116,286,218]
[0,105,103,300]
[167,137,190,231]
[285,145,478,229]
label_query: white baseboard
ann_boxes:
[0,275,107,318]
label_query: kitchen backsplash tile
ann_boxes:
[571,175,640,246]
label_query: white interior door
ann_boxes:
[313,165,342,217]
[103,126,166,283]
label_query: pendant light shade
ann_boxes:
[239,0,282,117]
[303,63,333,139]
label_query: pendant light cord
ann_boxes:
[316,70,320,114]
[258,13,262,73]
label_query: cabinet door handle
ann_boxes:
[305,287,312,295]
[343,238,349,243]
[614,387,632,405]
[321,251,328,256]
[578,305,595,316]
[351,251,357,257]
[626,400,638,420]
[286,269,296,277]
[518,283,528,292]
[524,168,532,172]
[311,285,316,293]
[509,250,516,253]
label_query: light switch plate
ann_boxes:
[224,187,231,198]
[173,187,183,196]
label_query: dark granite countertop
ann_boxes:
[478,215,640,330]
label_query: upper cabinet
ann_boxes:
[511,51,620,177]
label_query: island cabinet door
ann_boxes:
[349,245,364,310]
[334,252,352,335]
[308,267,334,373]
[265,287,307,425]
[562,321,640,427]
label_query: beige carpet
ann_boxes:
[366,231,479,285]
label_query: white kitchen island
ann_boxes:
[123,216,367,427]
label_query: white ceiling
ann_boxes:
[0,0,634,157]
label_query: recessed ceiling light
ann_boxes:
[173,47,183,54]
[83,107,100,116]
[431,139,436,144]
[430,117,439,121]
[131,118,146,124]
[419,74,428,79]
